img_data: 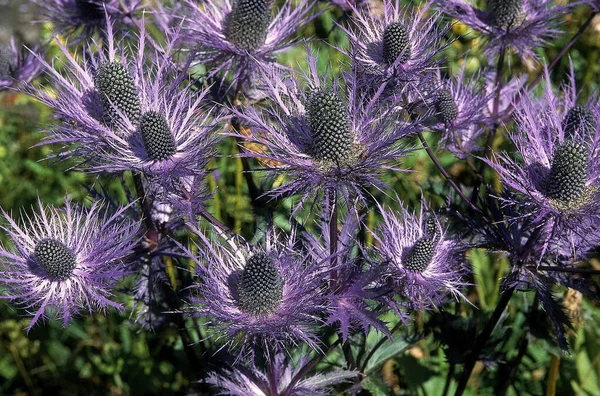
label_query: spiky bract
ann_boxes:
[0,199,140,331]
[0,37,42,90]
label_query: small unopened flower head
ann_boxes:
[433,88,459,126]
[0,199,140,331]
[306,89,352,163]
[563,105,597,139]
[382,22,411,65]
[139,111,177,161]
[225,0,271,51]
[487,0,524,30]
[94,61,141,127]
[238,253,283,315]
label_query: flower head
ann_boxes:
[234,48,414,206]
[207,352,358,395]
[0,37,42,90]
[28,20,219,189]
[180,0,317,87]
[185,226,325,356]
[341,1,448,94]
[34,0,144,43]
[433,0,576,59]
[0,199,140,331]
[489,65,600,242]
[371,200,468,311]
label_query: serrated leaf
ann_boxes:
[364,335,411,375]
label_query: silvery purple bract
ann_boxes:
[433,0,577,59]
[34,0,144,43]
[0,36,42,90]
[180,0,317,87]
[207,352,357,395]
[341,0,448,95]
[372,200,469,311]
[184,226,325,357]
[489,65,600,247]
[233,48,414,206]
[0,199,140,332]
[303,210,389,342]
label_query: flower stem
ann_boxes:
[417,132,487,220]
[329,190,339,292]
[454,286,515,396]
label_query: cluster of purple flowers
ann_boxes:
[1,0,599,393]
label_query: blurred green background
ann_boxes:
[1,0,600,395]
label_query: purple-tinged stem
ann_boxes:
[329,190,339,292]
[417,132,488,220]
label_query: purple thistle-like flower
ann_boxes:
[489,64,600,245]
[371,200,469,311]
[184,225,325,356]
[0,37,42,90]
[340,1,448,94]
[34,0,144,43]
[207,352,358,395]
[0,198,140,332]
[425,64,490,157]
[180,0,317,87]
[433,0,577,59]
[27,19,219,188]
[303,209,390,342]
[233,48,414,206]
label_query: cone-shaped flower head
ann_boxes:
[27,19,219,189]
[371,200,468,311]
[0,199,140,331]
[490,65,600,242]
[432,0,576,59]
[184,226,325,356]
[340,1,448,94]
[233,47,414,206]
[180,0,317,87]
[207,352,358,395]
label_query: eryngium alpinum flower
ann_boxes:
[33,0,144,43]
[371,200,468,311]
[181,0,317,86]
[0,199,140,331]
[28,20,218,187]
[489,66,600,242]
[340,0,448,93]
[184,226,324,355]
[207,352,358,395]
[233,49,414,204]
[0,37,42,90]
[433,0,577,59]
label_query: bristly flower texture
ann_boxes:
[0,199,140,332]
[0,36,42,90]
[207,352,358,395]
[184,225,325,357]
[233,48,414,206]
[28,19,219,190]
[180,0,317,87]
[371,199,468,311]
[34,0,144,44]
[340,0,448,95]
[433,0,577,60]
[425,63,490,157]
[489,64,600,248]
[303,208,389,342]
